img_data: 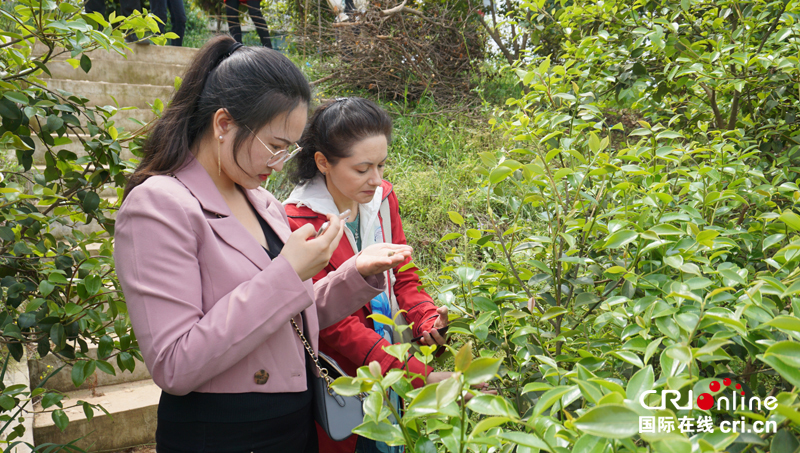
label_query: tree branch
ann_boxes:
[701,83,725,129]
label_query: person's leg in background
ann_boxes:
[245,0,272,48]
[84,0,105,16]
[166,0,186,46]
[119,0,142,18]
[225,0,243,43]
[149,0,168,37]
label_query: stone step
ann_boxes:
[29,346,150,393]
[46,79,173,110]
[46,58,185,87]
[38,42,199,67]
[33,379,160,451]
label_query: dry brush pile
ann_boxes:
[300,1,485,103]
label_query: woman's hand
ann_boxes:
[280,213,345,281]
[419,306,448,346]
[355,243,412,277]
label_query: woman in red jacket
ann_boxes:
[284,98,450,453]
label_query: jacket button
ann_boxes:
[254,370,269,385]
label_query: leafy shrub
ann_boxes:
[338,0,800,451]
[1,0,166,447]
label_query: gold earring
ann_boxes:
[218,136,223,176]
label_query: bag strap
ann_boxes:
[291,319,335,390]
[380,196,392,244]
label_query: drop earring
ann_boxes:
[218,136,223,176]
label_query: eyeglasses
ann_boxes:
[244,125,302,168]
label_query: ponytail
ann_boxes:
[287,97,392,185]
[124,35,311,198]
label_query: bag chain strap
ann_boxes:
[291,318,335,390]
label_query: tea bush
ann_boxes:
[337,0,800,451]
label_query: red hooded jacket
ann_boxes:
[285,179,440,453]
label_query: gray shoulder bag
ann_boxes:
[291,318,367,441]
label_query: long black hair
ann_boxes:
[287,97,392,185]
[124,35,311,198]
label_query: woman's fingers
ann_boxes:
[421,329,446,346]
[433,306,449,328]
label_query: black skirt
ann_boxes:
[155,399,318,453]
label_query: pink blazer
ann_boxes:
[114,157,385,396]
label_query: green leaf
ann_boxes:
[471,416,512,436]
[0,395,15,410]
[758,354,800,388]
[498,432,551,452]
[84,275,102,295]
[764,341,800,368]
[331,376,367,396]
[368,313,395,326]
[695,230,719,247]
[652,437,692,453]
[80,54,92,73]
[532,385,572,416]
[4,92,30,104]
[97,335,114,359]
[626,365,654,401]
[439,232,463,242]
[464,357,501,385]
[82,401,94,422]
[763,316,800,333]
[522,381,553,394]
[489,166,514,184]
[604,230,638,249]
[454,342,472,372]
[41,392,64,409]
[573,404,640,438]
[779,210,800,231]
[52,409,69,432]
[466,394,518,418]
[352,420,404,445]
[541,306,567,321]
[71,361,88,388]
[406,383,439,418]
[665,345,692,365]
[382,343,410,362]
[436,376,461,408]
[447,211,465,226]
[50,324,66,351]
[609,350,644,368]
[95,360,116,376]
[82,191,100,213]
[39,280,55,297]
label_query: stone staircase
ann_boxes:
[27,43,197,451]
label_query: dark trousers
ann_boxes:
[224,0,272,48]
[151,0,186,46]
[84,0,140,18]
[155,402,319,452]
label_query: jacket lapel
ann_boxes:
[246,189,292,245]
[174,157,271,270]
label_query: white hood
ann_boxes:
[284,175,386,253]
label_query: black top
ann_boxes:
[158,205,312,423]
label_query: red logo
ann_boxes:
[696,378,746,410]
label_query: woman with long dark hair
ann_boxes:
[114,36,411,452]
